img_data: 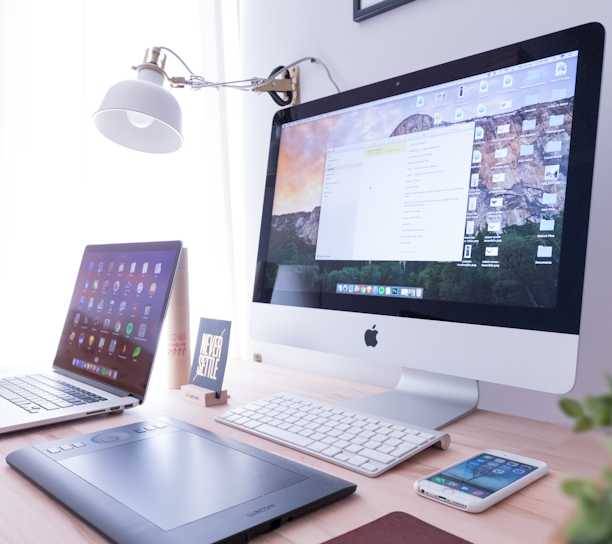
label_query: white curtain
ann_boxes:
[0,0,246,377]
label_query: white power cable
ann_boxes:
[159,47,340,94]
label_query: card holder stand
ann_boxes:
[180,383,229,407]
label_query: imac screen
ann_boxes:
[254,25,603,335]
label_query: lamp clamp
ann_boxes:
[131,47,187,88]
[254,65,300,107]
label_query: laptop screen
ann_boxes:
[53,241,182,398]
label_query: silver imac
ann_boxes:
[251,23,605,430]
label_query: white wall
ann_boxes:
[240,0,612,424]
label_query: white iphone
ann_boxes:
[414,449,548,513]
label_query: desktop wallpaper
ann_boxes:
[265,55,576,309]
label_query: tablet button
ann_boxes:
[91,431,131,444]
[47,448,61,454]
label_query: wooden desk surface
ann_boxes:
[0,359,602,544]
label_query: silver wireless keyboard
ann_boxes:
[215,392,450,477]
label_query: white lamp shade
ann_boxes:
[93,68,183,153]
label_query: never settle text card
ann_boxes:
[189,318,231,396]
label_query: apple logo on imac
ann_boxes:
[364,325,378,347]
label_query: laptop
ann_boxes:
[0,241,183,434]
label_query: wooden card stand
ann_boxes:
[180,383,230,407]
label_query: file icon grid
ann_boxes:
[551,89,567,101]
[525,95,538,107]
[549,115,564,127]
[547,140,562,153]
[522,119,536,131]
[539,219,555,231]
[520,145,534,156]
[537,246,553,258]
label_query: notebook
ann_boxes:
[0,240,183,434]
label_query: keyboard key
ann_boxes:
[322,447,342,457]
[377,445,396,454]
[310,433,326,441]
[345,444,363,454]
[388,431,405,439]
[244,420,262,429]
[385,438,402,447]
[322,436,337,445]
[326,429,343,438]
[419,433,435,439]
[391,425,405,431]
[257,424,314,447]
[335,454,350,462]
[278,422,292,430]
[371,434,389,443]
[405,429,419,435]
[361,463,379,473]
[267,419,282,427]
[351,437,368,446]
[307,442,329,453]
[359,448,394,464]
[348,455,367,467]
[363,441,381,450]
[234,417,250,425]
[338,433,353,441]
[403,435,427,446]
[376,427,393,436]
[390,445,416,457]
[298,429,315,437]
[364,424,380,432]
[333,440,351,449]
[379,422,392,428]
[365,418,379,424]
[316,425,333,434]
[359,431,375,439]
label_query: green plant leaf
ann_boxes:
[561,479,599,500]
[573,416,594,433]
[566,497,612,544]
[604,467,612,485]
[606,373,612,392]
[560,398,585,419]
[584,396,612,427]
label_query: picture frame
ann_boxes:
[353,0,416,22]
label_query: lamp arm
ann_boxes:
[154,46,341,96]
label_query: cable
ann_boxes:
[159,47,341,95]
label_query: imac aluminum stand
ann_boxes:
[337,368,479,430]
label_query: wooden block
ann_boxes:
[180,384,229,407]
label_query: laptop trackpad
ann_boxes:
[59,431,308,531]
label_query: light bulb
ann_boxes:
[126,110,154,128]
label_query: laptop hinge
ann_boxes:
[51,366,143,402]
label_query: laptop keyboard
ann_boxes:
[0,374,107,413]
[216,392,450,477]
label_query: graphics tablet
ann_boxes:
[7,417,357,543]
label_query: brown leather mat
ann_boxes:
[322,511,473,544]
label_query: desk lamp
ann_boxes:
[93,46,339,153]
